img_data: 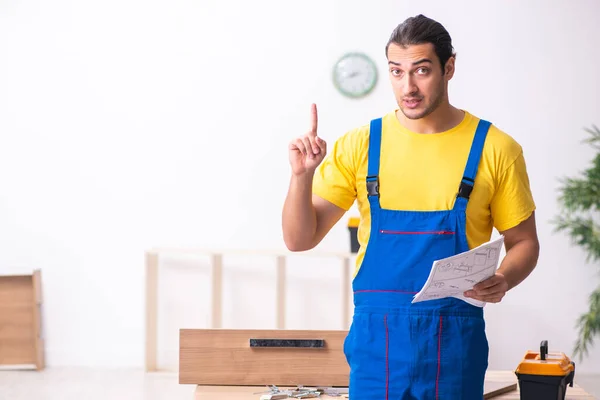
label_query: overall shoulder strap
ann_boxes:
[367,118,382,209]
[456,119,492,203]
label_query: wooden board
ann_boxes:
[192,384,517,400]
[0,271,44,370]
[484,380,517,398]
[179,329,349,386]
[193,371,596,400]
[181,330,595,399]
[485,371,594,399]
[483,370,518,398]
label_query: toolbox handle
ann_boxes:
[249,338,325,348]
[540,340,548,360]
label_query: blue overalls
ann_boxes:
[343,117,492,400]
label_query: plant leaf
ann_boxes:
[553,125,600,360]
[573,286,600,360]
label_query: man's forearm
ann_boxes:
[282,173,318,251]
[497,238,540,291]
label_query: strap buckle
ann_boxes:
[366,175,379,197]
[457,177,474,199]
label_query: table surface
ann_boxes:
[193,371,596,399]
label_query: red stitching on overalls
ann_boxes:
[380,230,455,235]
[354,289,418,294]
[436,316,443,400]
[384,314,389,400]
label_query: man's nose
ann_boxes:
[402,75,418,96]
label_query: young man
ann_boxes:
[282,14,539,400]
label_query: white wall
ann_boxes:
[1,0,600,374]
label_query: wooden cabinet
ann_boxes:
[0,270,44,370]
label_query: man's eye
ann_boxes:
[417,67,429,74]
[391,69,402,76]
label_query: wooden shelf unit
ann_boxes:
[144,248,354,372]
[0,270,44,370]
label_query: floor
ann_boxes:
[0,367,598,400]
[0,368,195,400]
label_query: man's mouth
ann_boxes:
[403,98,422,109]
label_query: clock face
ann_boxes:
[332,52,378,98]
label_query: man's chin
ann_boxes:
[399,107,427,120]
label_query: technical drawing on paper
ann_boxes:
[429,247,498,281]
[412,235,505,308]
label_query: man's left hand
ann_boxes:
[464,273,509,303]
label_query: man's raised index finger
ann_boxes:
[310,103,318,136]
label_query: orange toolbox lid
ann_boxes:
[515,340,575,377]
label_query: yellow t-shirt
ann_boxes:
[313,110,536,277]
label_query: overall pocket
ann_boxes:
[374,228,460,291]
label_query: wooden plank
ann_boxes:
[33,270,42,305]
[0,276,33,305]
[483,370,517,398]
[341,256,350,329]
[179,329,349,386]
[211,254,223,329]
[34,337,44,371]
[193,371,596,400]
[0,310,34,341]
[276,256,286,329]
[0,364,37,371]
[0,304,33,326]
[0,339,36,365]
[0,273,42,369]
[484,381,517,399]
[486,370,594,399]
[491,384,594,398]
[145,252,159,371]
[32,270,44,370]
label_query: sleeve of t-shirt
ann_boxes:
[312,133,357,211]
[490,150,537,232]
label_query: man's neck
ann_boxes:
[396,103,465,134]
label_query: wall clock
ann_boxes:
[332,52,378,98]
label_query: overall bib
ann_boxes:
[343,117,492,400]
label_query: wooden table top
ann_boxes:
[485,371,594,399]
[194,371,596,399]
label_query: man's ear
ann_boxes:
[444,55,456,80]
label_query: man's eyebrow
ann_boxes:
[388,58,433,66]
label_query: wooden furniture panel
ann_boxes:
[0,270,44,370]
[0,339,36,365]
[0,305,34,339]
[0,276,34,303]
[179,329,349,386]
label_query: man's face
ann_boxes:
[387,42,454,120]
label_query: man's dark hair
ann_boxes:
[385,14,456,72]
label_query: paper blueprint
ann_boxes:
[412,235,505,307]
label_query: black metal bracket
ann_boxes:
[249,339,325,348]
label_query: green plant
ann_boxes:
[553,124,600,360]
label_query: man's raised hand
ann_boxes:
[289,103,327,176]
